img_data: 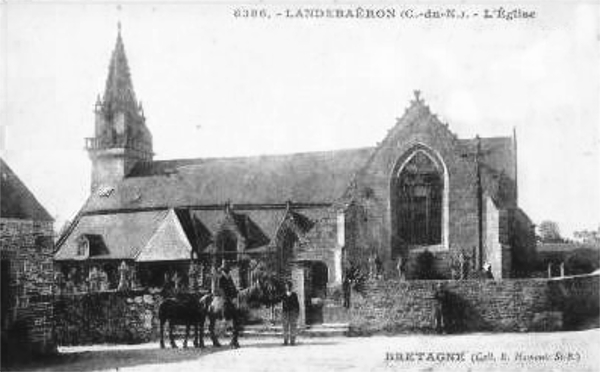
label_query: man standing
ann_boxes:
[218,262,238,302]
[433,283,446,334]
[281,281,300,346]
[342,275,351,308]
[218,262,240,348]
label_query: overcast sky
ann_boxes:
[1,1,598,237]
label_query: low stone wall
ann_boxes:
[349,274,599,335]
[52,274,599,344]
[547,273,599,329]
[54,290,273,346]
[54,290,161,345]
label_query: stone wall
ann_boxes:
[53,290,271,346]
[294,208,340,285]
[1,218,55,361]
[54,291,159,345]
[351,104,481,276]
[349,275,599,335]
[547,273,599,329]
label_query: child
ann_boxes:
[282,281,300,346]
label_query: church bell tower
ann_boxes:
[85,24,153,192]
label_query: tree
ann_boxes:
[537,220,563,243]
[573,226,600,248]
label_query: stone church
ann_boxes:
[54,28,536,308]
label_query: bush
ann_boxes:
[415,250,435,279]
[565,248,600,275]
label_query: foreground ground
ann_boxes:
[8,329,600,372]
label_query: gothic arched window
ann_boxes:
[396,151,443,246]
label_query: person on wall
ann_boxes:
[482,262,494,279]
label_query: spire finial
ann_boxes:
[414,90,422,102]
[117,21,122,36]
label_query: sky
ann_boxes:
[1,1,599,237]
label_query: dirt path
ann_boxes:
[8,329,599,372]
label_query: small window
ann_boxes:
[77,238,88,257]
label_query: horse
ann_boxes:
[158,284,264,349]
[199,283,265,348]
[158,292,205,349]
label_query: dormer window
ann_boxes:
[76,237,89,257]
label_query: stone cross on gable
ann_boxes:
[414,90,422,102]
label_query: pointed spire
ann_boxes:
[102,23,138,114]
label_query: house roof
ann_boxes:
[0,158,53,221]
[54,206,319,261]
[54,210,167,261]
[80,135,515,214]
[82,147,375,213]
[189,208,287,253]
[80,234,109,258]
[136,209,193,262]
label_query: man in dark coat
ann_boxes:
[217,262,240,348]
[433,283,446,334]
[218,263,238,319]
[281,281,300,346]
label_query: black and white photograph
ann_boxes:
[1,1,599,371]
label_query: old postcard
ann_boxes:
[1,1,598,371]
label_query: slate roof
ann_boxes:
[82,148,374,212]
[80,234,109,258]
[189,208,288,253]
[0,158,53,221]
[136,209,193,262]
[102,27,138,115]
[56,132,516,261]
[55,210,167,261]
[80,136,515,214]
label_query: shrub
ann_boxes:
[415,250,435,279]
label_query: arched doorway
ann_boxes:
[391,147,447,257]
[216,230,238,259]
[304,261,328,325]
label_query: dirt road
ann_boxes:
[9,329,599,372]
